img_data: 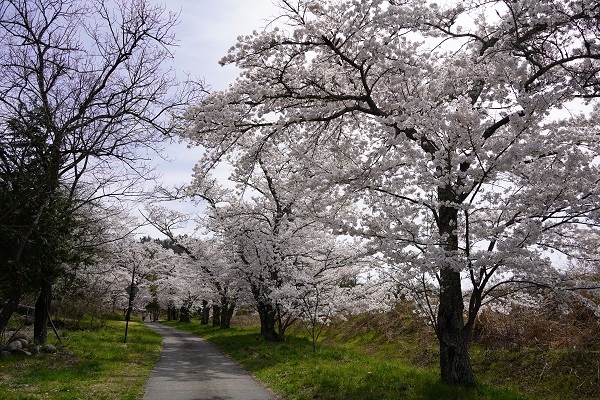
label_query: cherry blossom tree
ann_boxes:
[143,205,244,328]
[99,239,178,320]
[281,239,386,351]
[180,0,600,386]
[182,130,385,341]
[154,258,206,323]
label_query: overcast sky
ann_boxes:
[141,0,280,237]
[165,0,279,89]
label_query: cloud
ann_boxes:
[142,0,279,236]
[165,0,279,90]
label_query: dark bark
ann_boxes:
[257,301,284,341]
[179,306,191,323]
[437,268,475,386]
[167,305,178,321]
[200,300,210,324]
[219,297,235,329]
[0,296,19,336]
[436,191,476,387]
[212,304,221,327]
[33,274,52,345]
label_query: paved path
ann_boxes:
[143,323,279,400]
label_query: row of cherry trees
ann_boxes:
[175,0,600,387]
[75,184,383,348]
[3,0,598,390]
[143,140,387,341]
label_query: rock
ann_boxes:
[7,341,22,352]
[0,351,11,357]
[18,338,28,348]
[41,344,57,353]
[14,348,31,356]
[13,332,27,340]
[29,345,41,355]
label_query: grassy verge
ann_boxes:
[0,321,162,400]
[307,307,600,400]
[472,347,600,400]
[162,320,528,400]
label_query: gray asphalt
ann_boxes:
[143,323,279,400]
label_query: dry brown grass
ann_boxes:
[472,299,600,350]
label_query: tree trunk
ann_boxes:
[200,300,210,325]
[219,297,235,329]
[179,306,190,323]
[212,304,221,327]
[167,305,178,321]
[437,267,475,386]
[33,275,52,345]
[436,192,475,387]
[257,301,283,341]
[0,296,19,337]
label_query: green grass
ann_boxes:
[0,321,162,400]
[471,347,600,400]
[2,315,596,400]
[162,320,529,400]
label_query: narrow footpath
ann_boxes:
[143,323,279,400]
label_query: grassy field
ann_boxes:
[1,314,597,399]
[314,310,600,400]
[162,319,532,400]
[0,321,161,400]
[162,313,599,400]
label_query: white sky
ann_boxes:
[165,0,279,89]
[141,0,280,237]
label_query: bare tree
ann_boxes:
[0,0,201,341]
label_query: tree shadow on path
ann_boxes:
[143,323,279,400]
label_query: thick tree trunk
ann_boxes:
[167,306,178,321]
[219,298,235,329]
[0,296,19,336]
[33,275,52,344]
[257,301,284,341]
[0,214,39,334]
[437,268,475,386]
[212,304,221,327]
[436,192,475,387]
[30,133,63,342]
[200,300,210,325]
[179,306,191,323]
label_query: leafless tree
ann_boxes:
[0,0,202,341]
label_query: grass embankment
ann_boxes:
[162,319,531,400]
[0,321,161,400]
[320,310,600,400]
